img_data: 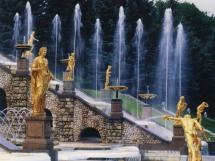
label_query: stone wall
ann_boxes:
[45,91,167,146]
[8,75,30,110]
[122,120,163,145]
[0,65,169,147]
[0,67,13,108]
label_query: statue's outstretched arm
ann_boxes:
[163,115,180,122]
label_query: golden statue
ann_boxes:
[61,52,75,81]
[163,114,204,161]
[22,31,39,58]
[176,96,187,117]
[31,47,54,116]
[104,65,111,90]
[196,102,209,124]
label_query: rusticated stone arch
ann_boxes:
[73,99,108,143]
[79,127,102,143]
[45,91,61,142]
[0,88,7,111]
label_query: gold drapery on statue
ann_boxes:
[31,47,54,116]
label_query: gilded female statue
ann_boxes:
[31,47,54,115]
[64,52,75,81]
[104,65,111,90]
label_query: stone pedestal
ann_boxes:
[16,58,29,76]
[23,115,53,151]
[170,124,186,153]
[63,80,75,96]
[110,99,123,119]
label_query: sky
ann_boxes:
[177,0,215,15]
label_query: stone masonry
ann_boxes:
[0,64,169,147]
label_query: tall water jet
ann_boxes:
[93,18,102,98]
[175,23,186,97]
[73,4,82,57]
[135,19,144,117]
[25,1,33,40]
[13,12,20,61]
[114,6,126,85]
[156,8,174,111]
[73,3,82,86]
[52,14,62,77]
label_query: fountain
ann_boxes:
[175,23,186,97]
[13,13,20,61]
[114,6,126,85]
[93,18,102,98]
[73,3,82,86]
[52,14,62,77]
[25,1,33,41]
[156,8,174,111]
[139,85,157,104]
[135,18,144,118]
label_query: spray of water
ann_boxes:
[156,8,174,111]
[93,18,102,98]
[73,4,82,54]
[175,23,185,97]
[73,4,82,87]
[114,6,126,85]
[25,1,33,40]
[13,13,20,61]
[52,14,62,77]
[135,19,144,118]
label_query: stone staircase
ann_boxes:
[142,150,215,161]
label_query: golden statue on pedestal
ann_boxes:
[31,47,54,116]
[61,52,75,81]
[22,31,39,58]
[163,114,204,161]
[104,65,111,90]
[176,96,187,117]
[196,102,209,124]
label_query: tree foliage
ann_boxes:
[0,0,215,117]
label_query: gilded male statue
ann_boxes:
[31,47,54,115]
[22,31,39,58]
[163,114,204,161]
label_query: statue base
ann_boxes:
[100,89,112,102]
[110,99,123,119]
[62,80,75,96]
[16,58,29,76]
[169,124,186,153]
[23,115,53,151]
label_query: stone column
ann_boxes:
[23,115,53,151]
[9,74,30,109]
[55,95,74,142]
[110,99,123,119]
[170,124,186,153]
[62,71,75,96]
[107,119,122,144]
[16,58,29,76]
[107,98,123,143]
